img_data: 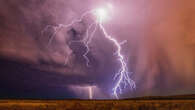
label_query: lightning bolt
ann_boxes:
[88,86,93,99]
[98,19,136,99]
[42,6,136,99]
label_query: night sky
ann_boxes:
[0,0,195,99]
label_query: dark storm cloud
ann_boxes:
[0,0,119,98]
[0,0,91,75]
[0,0,195,99]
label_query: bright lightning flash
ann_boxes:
[43,3,136,99]
[94,8,108,22]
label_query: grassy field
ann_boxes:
[1,97,195,110]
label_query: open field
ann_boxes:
[1,96,195,110]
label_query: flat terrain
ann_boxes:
[1,96,195,110]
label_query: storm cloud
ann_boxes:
[0,0,195,99]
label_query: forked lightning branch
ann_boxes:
[43,3,136,99]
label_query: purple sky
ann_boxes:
[0,0,195,99]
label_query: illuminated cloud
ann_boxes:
[0,0,195,99]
